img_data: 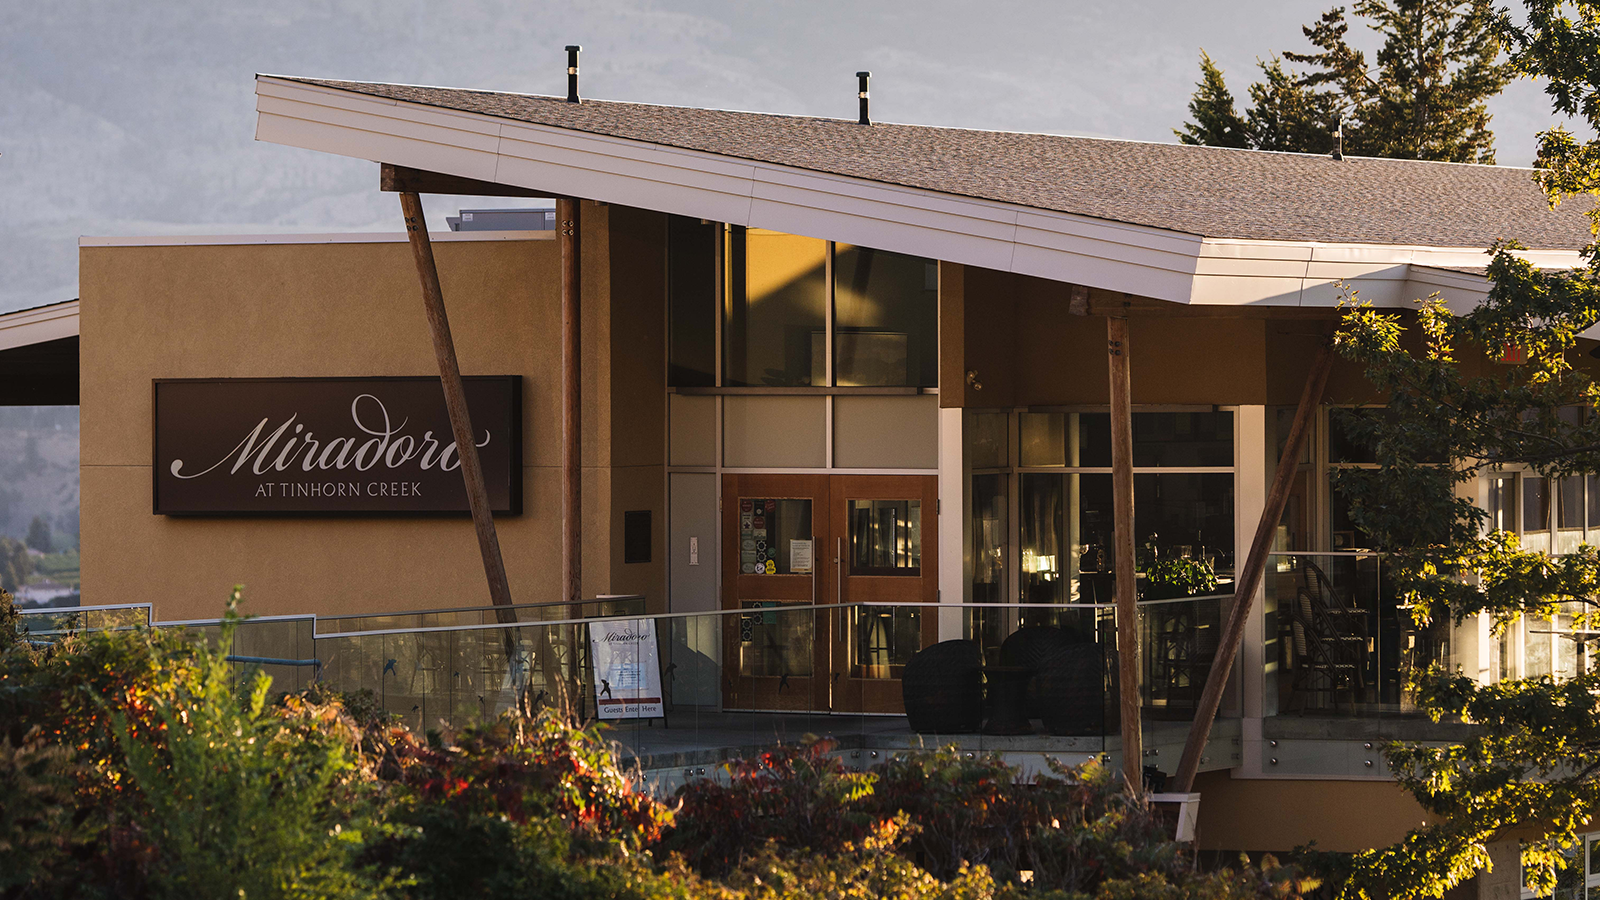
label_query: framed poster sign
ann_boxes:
[589,619,664,720]
[153,376,521,516]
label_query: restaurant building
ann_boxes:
[63,69,1600,889]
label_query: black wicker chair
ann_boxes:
[901,639,984,734]
[1034,642,1107,736]
[999,626,1088,719]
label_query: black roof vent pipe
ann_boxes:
[1332,115,1344,160]
[857,71,870,125]
[566,45,581,102]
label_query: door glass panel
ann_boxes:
[737,498,813,575]
[853,606,922,678]
[737,601,814,676]
[847,499,921,575]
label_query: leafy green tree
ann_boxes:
[1320,6,1600,895]
[1327,224,1600,894]
[1177,51,1251,148]
[25,517,50,554]
[0,537,31,592]
[1178,0,1510,160]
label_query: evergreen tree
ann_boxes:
[1243,57,1342,154]
[1287,0,1510,162]
[25,516,50,554]
[1176,51,1250,148]
[1176,0,1510,160]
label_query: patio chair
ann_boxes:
[901,639,984,734]
[1288,559,1369,712]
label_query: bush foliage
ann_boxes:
[0,590,1316,899]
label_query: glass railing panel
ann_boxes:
[1137,594,1228,717]
[8,598,1240,786]
[1265,551,1465,719]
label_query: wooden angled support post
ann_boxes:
[1172,342,1334,793]
[1107,315,1143,792]
[398,192,518,627]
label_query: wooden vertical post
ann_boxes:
[1107,315,1142,791]
[1172,342,1334,793]
[398,192,516,623]
[560,197,582,605]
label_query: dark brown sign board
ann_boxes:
[153,377,521,516]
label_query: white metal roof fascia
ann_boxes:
[256,77,1587,313]
[254,75,1204,304]
[0,300,79,353]
[78,231,554,248]
[1193,239,1584,308]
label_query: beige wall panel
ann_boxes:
[80,464,563,620]
[669,394,717,466]
[1194,771,1432,853]
[833,395,939,469]
[723,396,826,468]
[79,238,562,469]
[79,207,675,620]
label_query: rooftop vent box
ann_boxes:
[446,208,557,232]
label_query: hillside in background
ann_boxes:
[0,406,79,551]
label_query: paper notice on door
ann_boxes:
[790,539,814,575]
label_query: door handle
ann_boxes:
[837,536,845,606]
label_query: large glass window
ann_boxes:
[832,244,937,387]
[1559,476,1585,553]
[666,215,717,387]
[1489,474,1518,533]
[1525,475,1552,553]
[1020,411,1234,468]
[1019,472,1234,605]
[724,227,826,387]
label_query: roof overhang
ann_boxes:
[0,300,79,406]
[254,76,1584,309]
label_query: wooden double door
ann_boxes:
[722,473,937,714]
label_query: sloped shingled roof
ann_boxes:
[287,77,1595,250]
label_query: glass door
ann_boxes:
[830,474,939,714]
[721,473,830,711]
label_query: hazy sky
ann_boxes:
[0,0,1580,313]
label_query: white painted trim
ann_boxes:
[254,76,1203,303]
[937,407,965,642]
[79,231,554,248]
[1236,406,1267,720]
[254,76,1587,311]
[0,300,79,353]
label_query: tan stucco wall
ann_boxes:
[80,203,667,622]
[1194,771,1434,853]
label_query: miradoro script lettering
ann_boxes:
[169,394,491,480]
